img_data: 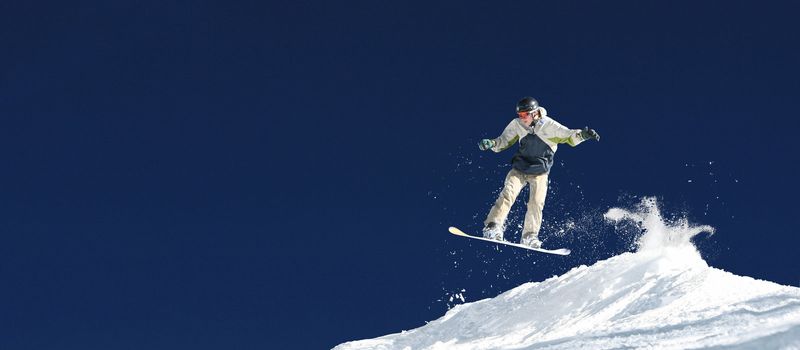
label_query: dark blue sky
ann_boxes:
[2,1,799,349]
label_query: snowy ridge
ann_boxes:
[335,199,800,349]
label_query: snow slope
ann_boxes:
[335,199,800,349]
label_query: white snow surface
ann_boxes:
[335,199,800,350]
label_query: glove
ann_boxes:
[478,139,496,151]
[581,127,600,141]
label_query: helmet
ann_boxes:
[516,97,539,113]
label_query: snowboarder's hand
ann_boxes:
[581,127,600,141]
[479,139,496,151]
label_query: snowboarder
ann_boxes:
[478,97,599,249]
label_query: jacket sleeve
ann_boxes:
[543,118,586,147]
[491,120,524,152]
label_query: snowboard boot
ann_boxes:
[482,222,503,241]
[521,233,542,249]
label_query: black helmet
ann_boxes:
[516,97,539,113]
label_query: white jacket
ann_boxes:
[490,107,587,153]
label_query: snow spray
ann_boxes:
[604,197,716,272]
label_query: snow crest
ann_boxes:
[335,198,800,350]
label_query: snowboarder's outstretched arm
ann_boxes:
[479,119,527,152]
[539,118,600,147]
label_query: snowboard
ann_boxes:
[448,226,570,256]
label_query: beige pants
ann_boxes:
[484,168,548,241]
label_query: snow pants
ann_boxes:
[484,168,548,242]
